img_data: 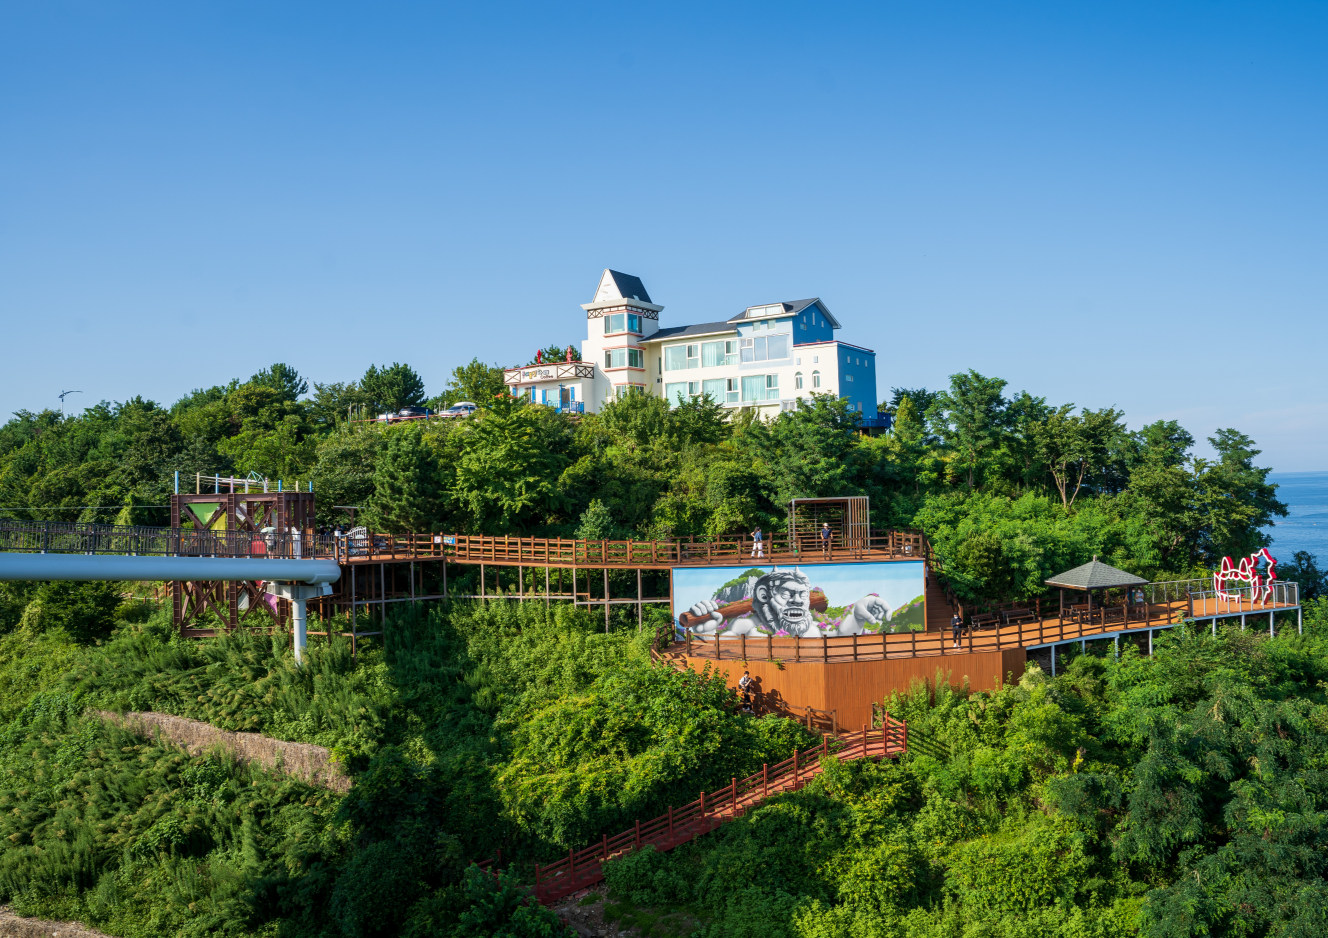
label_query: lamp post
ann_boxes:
[59,389,82,416]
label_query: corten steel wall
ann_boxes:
[679,649,1027,728]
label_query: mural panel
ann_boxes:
[673,561,926,638]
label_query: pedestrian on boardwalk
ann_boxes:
[820,522,833,560]
[951,612,964,647]
[738,670,753,710]
[751,526,764,558]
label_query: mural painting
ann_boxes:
[673,561,926,638]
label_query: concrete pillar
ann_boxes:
[292,595,308,665]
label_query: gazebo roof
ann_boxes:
[1045,557,1148,591]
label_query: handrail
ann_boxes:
[662,587,1302,666]
[531,717,907,904]
[0,520,930,568]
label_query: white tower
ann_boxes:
[581,269,663,411]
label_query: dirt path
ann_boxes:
[0,906,115,938]
[93,710,351,793]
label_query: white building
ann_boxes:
[504,269,883,422]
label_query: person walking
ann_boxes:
[820,522,833,560]
[750,526,764,559]
[951,611,964,648]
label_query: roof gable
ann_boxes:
[728,297,840,327]
[593,269,653,305]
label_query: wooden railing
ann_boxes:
[664,581,1302,665]
[531,718,907,904]
[326,529,930,567]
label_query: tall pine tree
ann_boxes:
[366,425,445,532]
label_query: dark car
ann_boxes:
[396,407,432,421]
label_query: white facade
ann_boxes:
[504,269,881,420]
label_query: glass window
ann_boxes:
[764,374,779,400]
[767,334,788,360]
[741,375,765,402]
[628,313,642,333]
[606,313,624,333]
[702,378,726,402]
[701,340,725,367]
[845,373,854,383]
[794,372,803,390]
[665,382,688,406]
[688,381,700,396]
[812,370,821,388]
[605,348,643,369]
[813,355,819,363]
[725,378,740,403]
[687,344,699,367]
[664,346,687,371]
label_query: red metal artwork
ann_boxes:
[1215,547,1277,602]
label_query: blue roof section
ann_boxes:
[605,270,652,304]
[726,298,841,328]
[645,321,737,342]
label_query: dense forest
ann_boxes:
[0,359,1306,605]
[2,362,1326,937]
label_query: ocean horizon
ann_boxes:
[1268,470,1328,563]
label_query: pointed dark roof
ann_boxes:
[1045,557,1148,590]
[726,297,841,327]
[603,270,652,304]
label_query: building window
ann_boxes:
[664,382,688,406]
[812,370,821,388]
[725,377,740,403]
[813,355,819,363]
[605,348,643,369]
[801,322,807,331]
[688,381,700,396]
[765,374,779,400]
[796,356,801,365]
[701,339,738,367]
[605,312,642,335]
[614,385,643,400]
[664,343,700,371]
[794,372,803,390]
[845,374,854,383]
[739,334,789,363]
[702,378,725,402]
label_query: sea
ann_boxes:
[1268,470,1328,563]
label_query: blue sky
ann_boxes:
[2,1,1325,468]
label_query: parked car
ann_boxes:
[439,401,478,418]
[376,406,433,424]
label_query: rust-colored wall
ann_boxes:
[682,648,1026,729]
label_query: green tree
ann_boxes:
[1033,404,1127,508]
[929,370,1010,489]
[248,362,308,402]
[430,358,506,410]
[365,425,446,532]
[453,396,571,532]
[361,363,428,415]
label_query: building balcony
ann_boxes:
[503,361,595,386]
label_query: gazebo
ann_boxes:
[1045,556,1149,626]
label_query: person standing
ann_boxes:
[751,526,764,558]
[951,611,964,648]
[738,670,753,710]
[820,522,833,560]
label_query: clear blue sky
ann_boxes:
[2,1,1325,469]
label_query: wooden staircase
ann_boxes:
[925,573,961,633]
[528,719,907,905]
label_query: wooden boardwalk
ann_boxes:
[663,591,1303,665]
[530,720,907,904]
[329,530,929,570]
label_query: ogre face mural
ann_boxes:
[674,560,927,639]
[751,569,813,635]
